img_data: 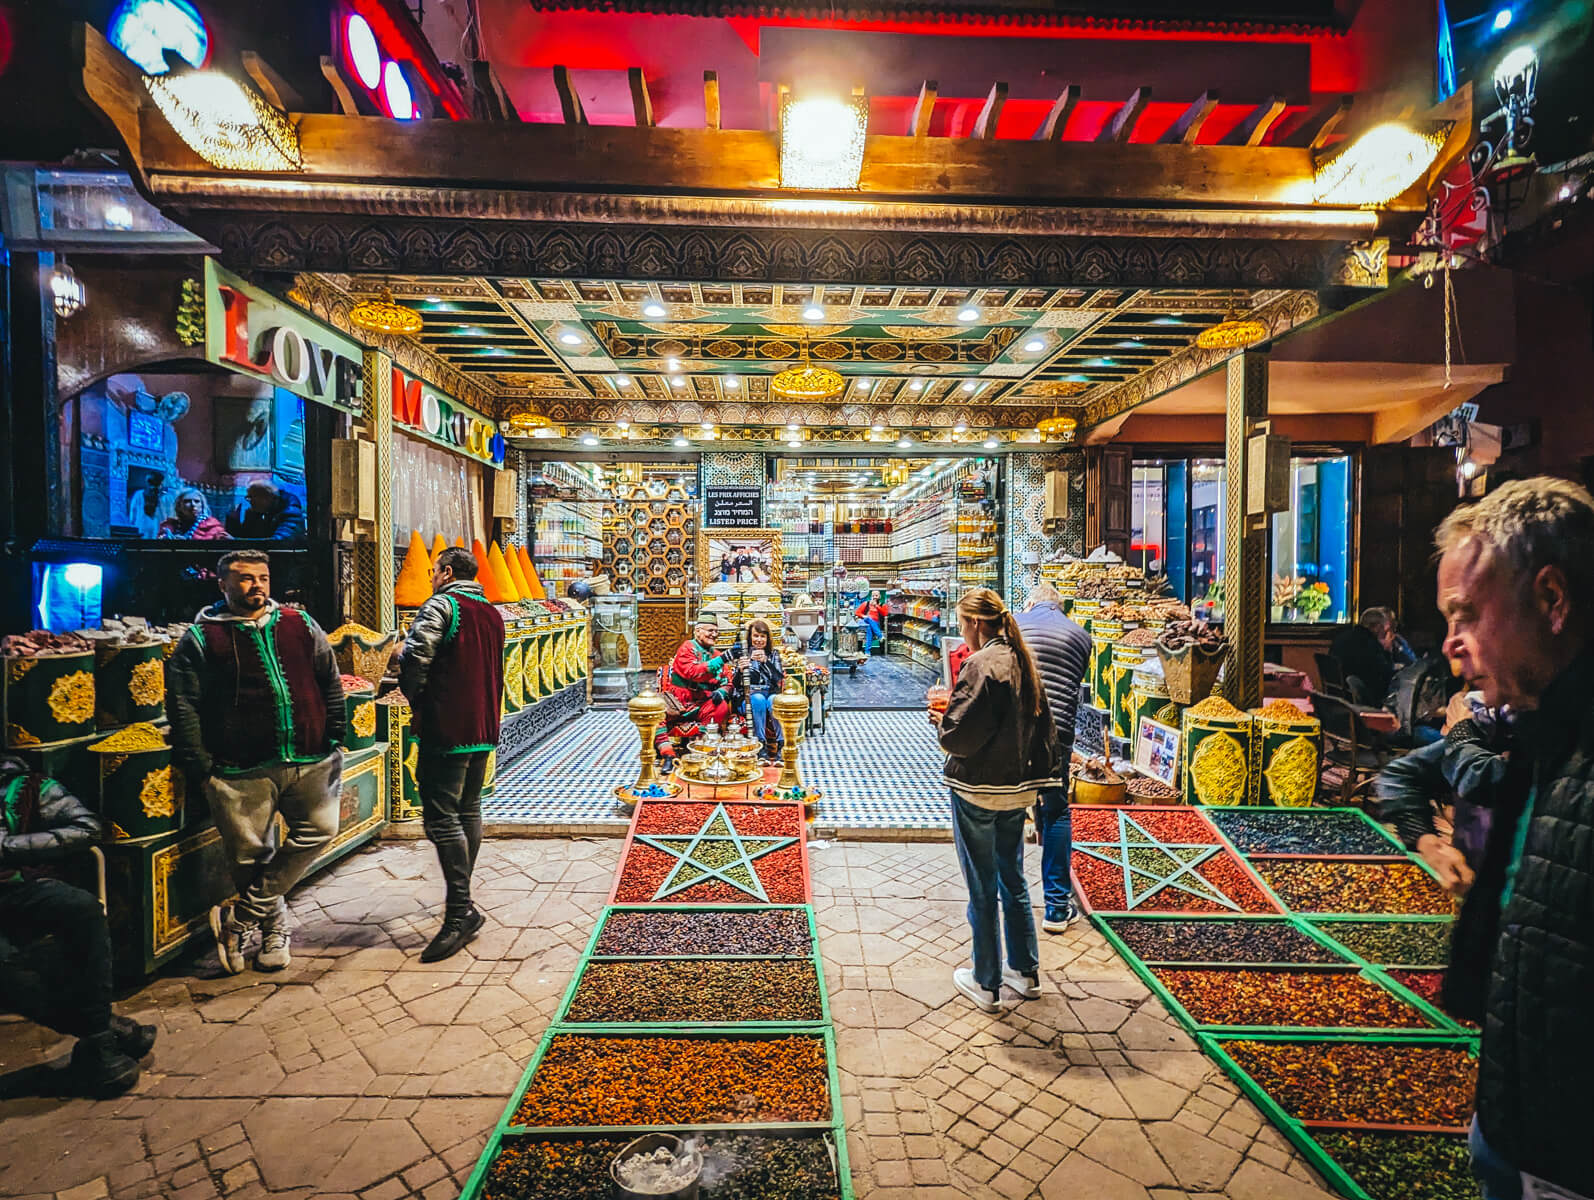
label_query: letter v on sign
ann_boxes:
[305,343,337,396]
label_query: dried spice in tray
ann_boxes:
[1252,860,1454,915]
[1210,809,1399,857]
[1104,918,1344,964]
[512,1036,830,1127]
[1316,1131,1475,1200]
[1151,968,1433,1028]
[613,842,806,904]
[1071,805,1220,845]
[594,909,812,957]
[1223,1040,1477,1126]
[484,1134,842,1200]
[635,802,804,837]
[1312,919,1453,966]
[566,959,822,1023]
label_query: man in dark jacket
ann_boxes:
[399,545,505,962]
[224,482,306,540]
[167,549,345,975]
[1329,607,1401,706]
[0,757,157,1096]
[1016,581,1091,933]
[1429,477,1594,1199]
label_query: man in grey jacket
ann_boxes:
[1016,581,1091,932]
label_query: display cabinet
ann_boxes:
[590,592,642,706]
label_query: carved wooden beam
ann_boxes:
[973,82,1008,140]
[704,70,721,131]
[628,67,654,128]
[910,80,938,138]
[241,51,302,111]
[1283,95,1352,149]
[1221,96,1287,146]
[1098,86,1152,143]
[553,65,587,126]
[1158,90,1220,145]
[318,56,358,116]
[1033,84,1081,141]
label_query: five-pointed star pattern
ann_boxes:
[1074,810,1241,911]
[635,803,799,901]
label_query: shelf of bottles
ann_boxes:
[954,464,1002,595]
[526,461,607,596]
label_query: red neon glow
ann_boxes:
[336,0,467,120]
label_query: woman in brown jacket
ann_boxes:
[931,588,1061,1011]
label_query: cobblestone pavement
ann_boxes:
[0,838,1339,1200]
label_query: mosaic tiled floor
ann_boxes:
[829,653,940,709]
[484,708,953,833]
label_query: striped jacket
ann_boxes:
[1015,601,1091,759]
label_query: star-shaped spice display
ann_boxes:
[1074,810,1241,912]
[633,803,799,902]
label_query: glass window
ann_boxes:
[1270,455,1351,624]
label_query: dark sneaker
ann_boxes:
[70,1031,141,1098]
[420,911,483,963]
[1042,900,1079,934]
[110,1014,158,1060]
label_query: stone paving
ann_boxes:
[0,838,1340,1200]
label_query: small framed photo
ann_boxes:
[1134,718,1181,788]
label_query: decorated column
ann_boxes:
[354,350,395,633]
[1221,350,1268,710]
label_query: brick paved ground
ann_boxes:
[0,838,1340,1200]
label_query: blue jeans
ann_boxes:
[1035,785,1073,912]
[950,791,1039,993]
[748,692,782,750]
[1470,1116,1521,1200]
[858,617,883,652]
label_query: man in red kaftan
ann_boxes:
[657,619,737,762]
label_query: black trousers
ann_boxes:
[0,878,113,1039]
[417,749,489,918]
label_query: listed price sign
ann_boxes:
[704,485,763,528]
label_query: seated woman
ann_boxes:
[158,487,227,540]
[855,591,886,655]
[739,619,786,762]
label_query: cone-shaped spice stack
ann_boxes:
[394,530,433,607]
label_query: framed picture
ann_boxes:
[214,395,274,471]
[698,528,782,587]
[1134,718,1181,788]
[127,410,164,451]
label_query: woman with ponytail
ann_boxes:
[930,588,1061,1012]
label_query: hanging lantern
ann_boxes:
[1196,300,1268,351]
[348,288,423,336]
[1036,415,1078,440]
[771,331,845,403]
[50,263,86,318]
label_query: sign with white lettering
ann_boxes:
[203,259,364,413]
[704,485,763,528]
[390,366,505,467]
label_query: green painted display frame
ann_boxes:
[1197,1032,1472,1200]
[554,905,831,1029]
[458,1025,852,1200]
[1198,804,1409,860]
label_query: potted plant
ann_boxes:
[1272,574,1303,622]
[1294,581,1332,621]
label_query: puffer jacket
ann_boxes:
[938,634,1061,810]
[0,757,101,880]
[1015,601,1090,760]
[1469,657,1594,1194]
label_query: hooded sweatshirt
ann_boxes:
[166,599,345,777]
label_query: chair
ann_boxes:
[1313,691,1396,807]
[1314,653,1351,701]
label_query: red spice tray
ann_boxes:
[1143,963,1455,1036]
[609,800,811,906]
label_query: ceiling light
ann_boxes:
[787,422,801,431]
[345,13,381,89]
[616,420,630,430]
[673,437,690,448]
[870,423,885,433]
[957,308,979,322]
[349,288,423,335]
[1195,310,1268,350]
[614,374,631,388]
[1023,339,1046,353]
[983,438,999,449]
[643,302,667,318]
[581,435,599,447]
[382,59,415,120]
[779,95,868,190]
[559,331,583,346]
[787,439,802,448]
[909,380,923,392]
[953,421,968,433]
[858,378,871,391]
[701,420,715,431]
[897,438,912,448]
[144,69,303,171]
[425,295,441,303]
[1313,120,1449,205]
[1492,8,1513,31]
[1037,415,1078,440]
[963,381,977,393]
[725,377,740,390]
[671,376,686,388]
[104,202,134,230]
[802,305,824,321]
[50,263,86,318]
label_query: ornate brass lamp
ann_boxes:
[615,686,682,803]
[770,675,817,795]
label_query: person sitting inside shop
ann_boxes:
[1329,606,1411,707]
[657,619,737,767]
[737,619,786,762]
[225,482,306,541]
[158,487,227,540]
[855,591,886,655]
[0,756,158,1097]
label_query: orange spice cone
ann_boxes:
[470,538,491,586]
[504,545,532,599]
[454,536,466,548]
[394,530,433,608]
[429,533,448,565]
[485,542,517,604]
[516,544,546,600]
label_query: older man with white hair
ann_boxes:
[1425,477,1594,1200]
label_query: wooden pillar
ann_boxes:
[1222,350,1268,709]
[353,350,395,632]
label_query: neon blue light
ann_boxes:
[108,0,208,75]
[1493,8,1513,30]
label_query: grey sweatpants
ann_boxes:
[204,754,342,924]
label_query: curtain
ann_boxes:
[392,432,487,547]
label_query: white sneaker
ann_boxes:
[209,903,251,976]
[256,920,291,972]
[1003,969,1042,999]
[953,967,1002,1013]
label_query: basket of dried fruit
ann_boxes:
[1156,619,1228,705]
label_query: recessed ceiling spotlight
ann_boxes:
[963,381,977,392]
[674,437,690,448]
[983,438,999,449]
[701,420,715,430]
[559,331,582,346]
[787,439,802,448]
[725,377,740,390]
[1023,338,1046,353]
[617,420,630,430]
[670,376,686,388]
[897,438,913,448]
[425,296,441,303]
[953,421,968,433]
[643,302,666,318]
[858,378,871,391]
[957,307,979,322]
[667,357,681,371]
[614,374,631,388]
[581,435,599,446]
[870,423,885,433]
[803,305,824,320]
[909,380,924,392]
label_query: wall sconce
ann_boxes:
[1313,121,1449,206]
[50,262,86,318]
[1486,44,1538,178]
[779,95,868,190]
[144,67,302,172]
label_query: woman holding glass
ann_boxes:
[929,588,1060,1012]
